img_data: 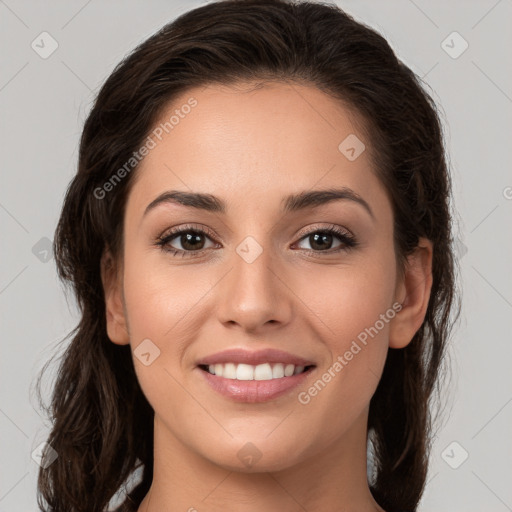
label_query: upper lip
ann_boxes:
[196,348,316,367]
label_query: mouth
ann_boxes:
[198,362,315,380]
[197,362,316,403]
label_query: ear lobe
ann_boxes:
[389,238,433,349]
[100,249,130,346]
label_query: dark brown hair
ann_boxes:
[36,0,460,510]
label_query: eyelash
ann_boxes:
[155,223,358,258]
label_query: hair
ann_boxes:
[36,0,460,510]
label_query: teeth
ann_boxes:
[272,363,285,378]
[214,363,224,377]
[206,362,309,380]
[236,363,254,381]
[284,364,294,377]
[254,363,272,380]
[223,362,237,379]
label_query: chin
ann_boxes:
[200,437,306,473]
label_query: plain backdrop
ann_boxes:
[1,1,511,510]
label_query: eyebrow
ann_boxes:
[143,187,374,219]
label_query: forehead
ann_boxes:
[127,81,387,217]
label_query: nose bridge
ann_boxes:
[216,231,291,330]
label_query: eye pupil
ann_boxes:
[310,232,333,251]
[181,232,205,250]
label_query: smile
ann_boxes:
[200,362,312,380]
[197,363,316,403]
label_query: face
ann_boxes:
[103,81,428,473]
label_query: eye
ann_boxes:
[155,223,357,258]
[156,224,218,257]
[294,224,357,253]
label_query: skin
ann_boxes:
[101,81,433,512]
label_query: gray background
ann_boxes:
[1,0,511,510]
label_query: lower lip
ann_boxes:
[198,367,314,403]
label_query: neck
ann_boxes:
[138,410,385,512]
[138,413,384,512]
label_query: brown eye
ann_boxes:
[156,224,218,256]
[294,225,357,253]
[169,231,209,251]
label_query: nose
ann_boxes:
[215,237,293,333]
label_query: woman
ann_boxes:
[36,0,459,510]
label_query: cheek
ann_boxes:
[291,252,396,417]
[122,252,205,343]
[120,269,198,428]
[296,250,397,349]
[120,253,218,411]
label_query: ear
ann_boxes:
[100,248,130,345]
[389,237,433,349]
